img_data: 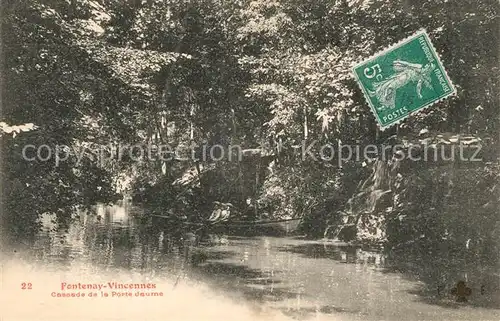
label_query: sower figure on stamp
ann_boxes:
[369,60,435,111]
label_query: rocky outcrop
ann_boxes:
[327,132,492,247]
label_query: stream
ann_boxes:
[3,203,499,321]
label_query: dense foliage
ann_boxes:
[1,0,499,278]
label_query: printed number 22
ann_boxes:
[21,282,32,290]
[364,64,383,81]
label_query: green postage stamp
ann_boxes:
[353,30,455,130]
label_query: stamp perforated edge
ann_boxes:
[351,29,457,131]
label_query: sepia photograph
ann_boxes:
[0,0,499,320]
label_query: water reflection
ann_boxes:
[20,204,500,320]
[278,243,385,265]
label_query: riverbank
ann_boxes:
[2,205,499,321]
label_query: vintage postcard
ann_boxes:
[1,1,499,321]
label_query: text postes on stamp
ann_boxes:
[352,30,455,130]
